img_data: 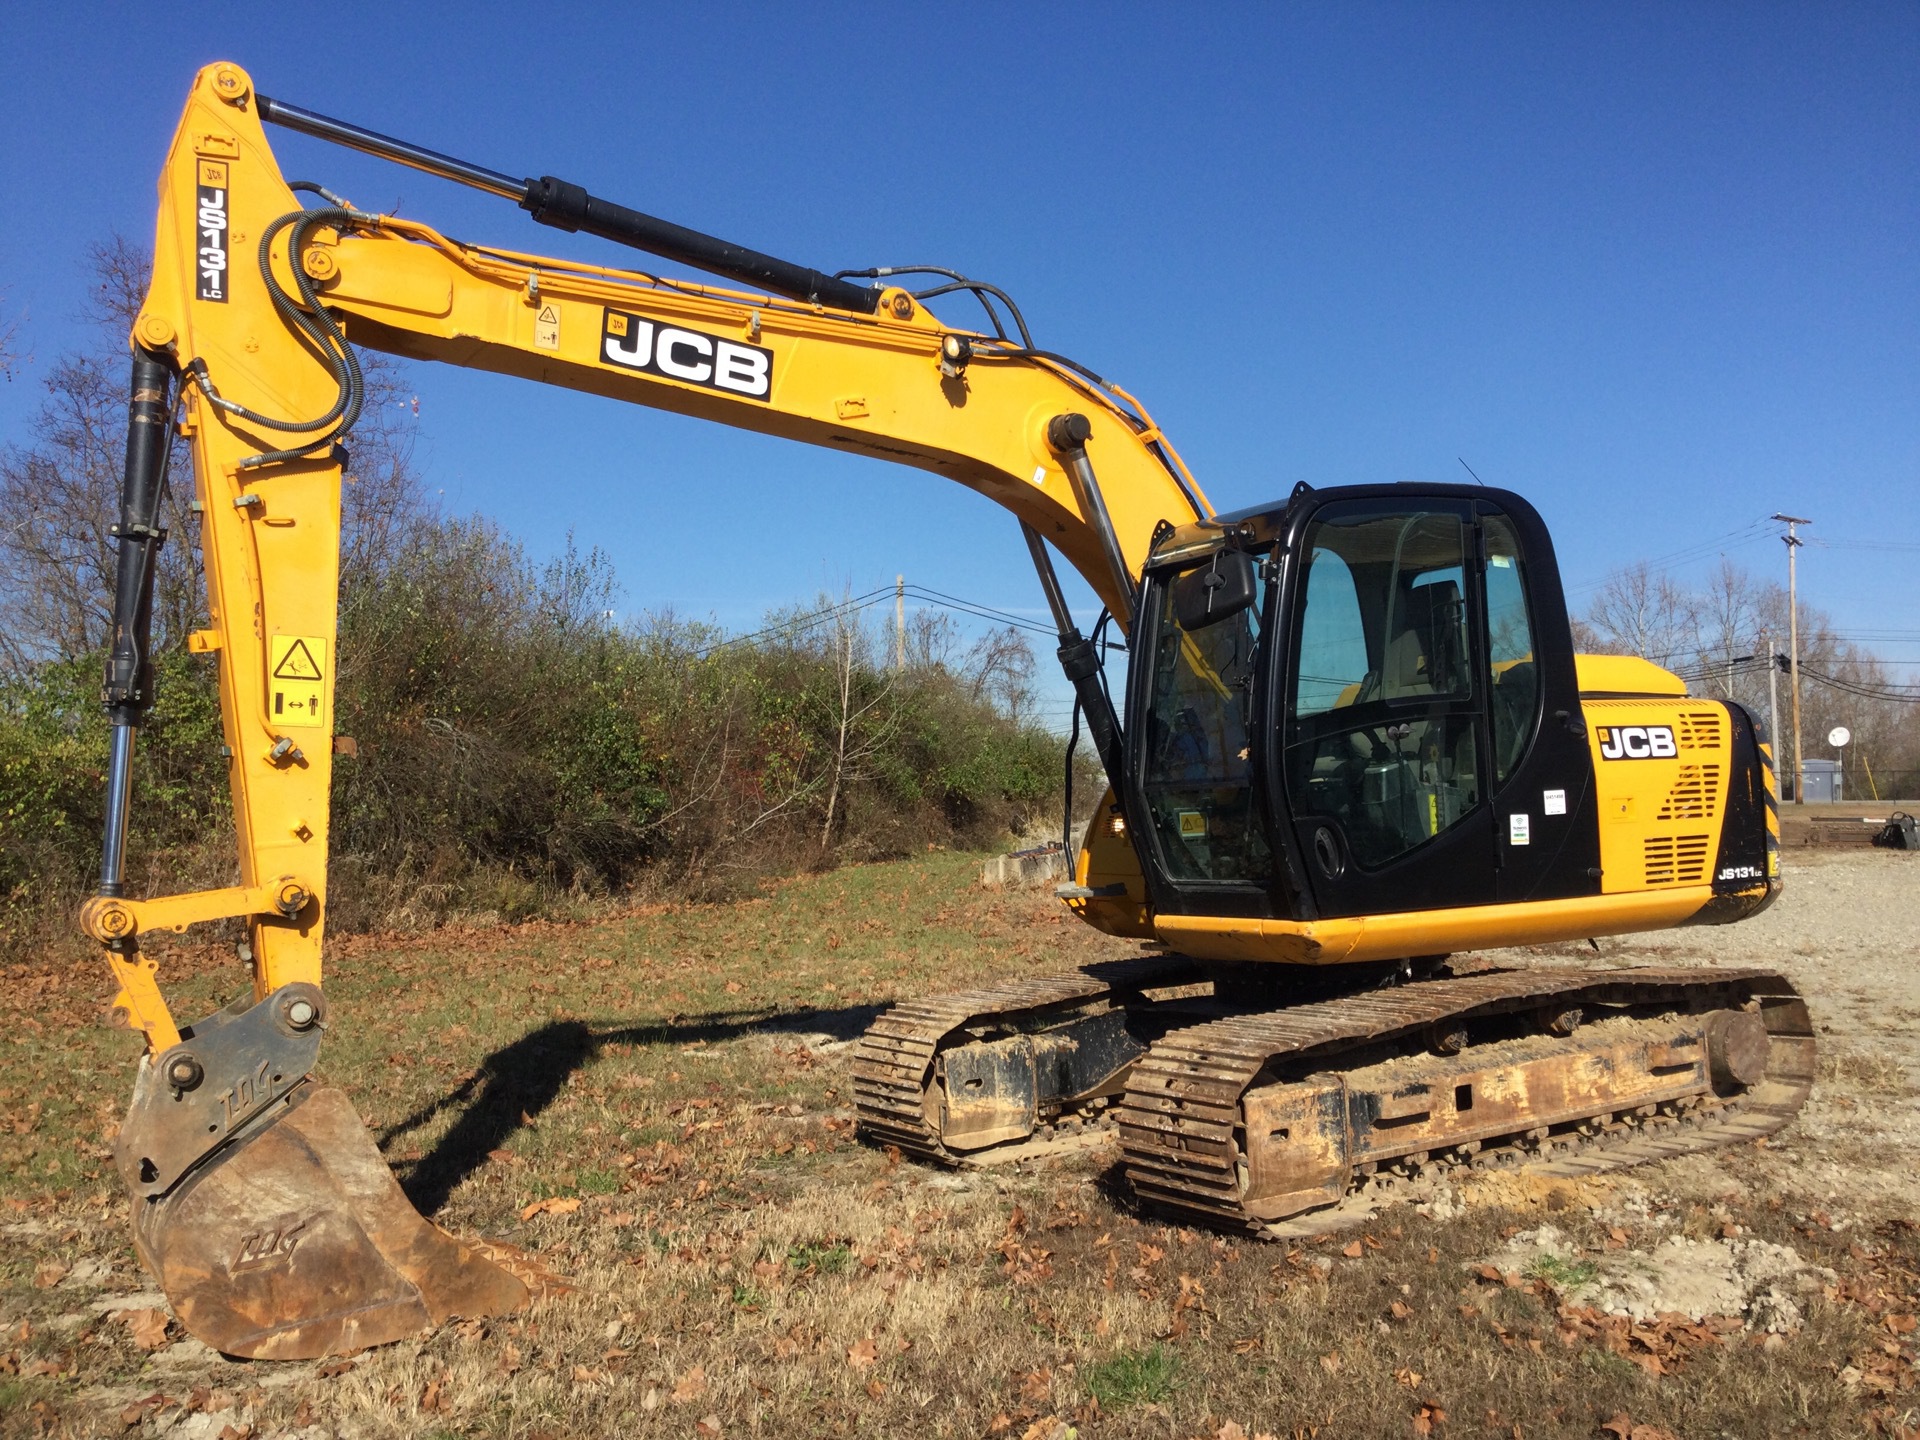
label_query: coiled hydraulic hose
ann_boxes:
[184,201,373,469]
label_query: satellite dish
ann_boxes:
[1828,726,1851,748]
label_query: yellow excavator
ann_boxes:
[90,62,1811,1359]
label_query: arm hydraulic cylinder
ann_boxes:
[99,348,176,898]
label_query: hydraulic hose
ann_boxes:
[185,205,372,469]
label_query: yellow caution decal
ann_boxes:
[269,635,327,728]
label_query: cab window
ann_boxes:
[1139,553,1273,885]
[1483,513,1538,785]
[1283,506,1483,870]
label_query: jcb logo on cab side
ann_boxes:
[1597,725,1677,760]
[600,309,773,401]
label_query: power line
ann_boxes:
[1799,663,1920,705]
[675,579,1077,662]
[1808,538,1920,554]
[1564,516,1775,596]
[900,585,1057,636]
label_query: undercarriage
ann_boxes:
[852,956,1813,1235]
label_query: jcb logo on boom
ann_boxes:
[1597,725,1678,760]
[600,309,773,401]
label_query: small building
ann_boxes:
[1791,758,1844,803]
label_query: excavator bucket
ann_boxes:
[116,985,538,1359]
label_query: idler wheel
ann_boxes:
[1704,1009,1771,1090]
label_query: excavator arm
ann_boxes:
[91,62,1205,1356]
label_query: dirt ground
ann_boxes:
[1,847,1916,1439]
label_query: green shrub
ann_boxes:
[0,518,1066,957]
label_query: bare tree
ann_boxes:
[902,608,961,672]
[0,235,424,675]
[814,594,895,851]
[0,242,199,665]
[1581,560,1700,667]
[962,624,1038,720]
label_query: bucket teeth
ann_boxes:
[133,1085,536,1359]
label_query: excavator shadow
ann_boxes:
[378,1004,887,1216]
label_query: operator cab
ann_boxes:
[1124,484,1599,924]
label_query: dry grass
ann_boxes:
[2,851,1916,1438]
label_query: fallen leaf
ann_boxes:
[218,1426,255,1440]
[30,1261,67,1289]
[847,1337,878,1371]
[696,1414,724,1437]
[115,1307,171,1351]
[316,1359,357,1379]
[671,1365,708,1403]
[1217,1423,1250,1440]
[1390,1301,1412,1320]
[519,1195,583,1221]
[1319,1350,1342,1374]
[1342,1240,1365,1259]
[1395,1368,1424,1389]
[1019,1366,1053,1401]
[119,1394,172,1428]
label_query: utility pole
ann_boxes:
[1772,514,1811,803]
[1763,627,1781,768]
[894,574,906,670]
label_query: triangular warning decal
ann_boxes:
[538,304,558,323]
[272,638,323,680]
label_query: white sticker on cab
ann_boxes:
[1509,812,1531,845]
[1543,789,1567,816]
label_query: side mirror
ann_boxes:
[1172,550,1257,631]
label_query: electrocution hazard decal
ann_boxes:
[196,160,230,303]
[269,635,327,728]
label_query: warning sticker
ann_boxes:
[269,635,327,729]
[1178,811,1207,838]
[534,301,559,351]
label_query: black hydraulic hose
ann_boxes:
[1063,693,1082,856]
[833,265,1036,349]
[185,206,368,468]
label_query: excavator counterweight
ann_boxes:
[91,62,1807,1356]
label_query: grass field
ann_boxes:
[2,851,1916,1438]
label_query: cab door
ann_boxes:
[1276,498,1500,919]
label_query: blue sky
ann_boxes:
[2,3,1914,722]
